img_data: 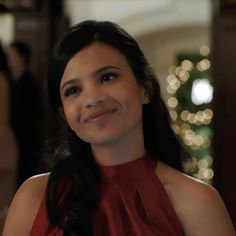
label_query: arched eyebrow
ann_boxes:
[60,65,121,92]
[60,78,79,92]
[93,65,120,76]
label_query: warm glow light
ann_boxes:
[167,75,180,90]
[181,60,193,71]
[175,66,181,76]
[200,45,210,56]
[166,74,181,94]
[196,111,205,122]
[197,59,211,71]
[183,157,197,173]
[172,124,180,134]
[166,57,214,181]
[198,168,214,180]
[179,70,190,83]
[180,110,189,121]
[202,139,211,148]
[179,109,213,125]
[198,159,209,169]
[180,122,191,130]
[168,65,176,74]
[191,79,213,105]
[167,74,177,83]
[167,85,176,94]
[205,156,213,166]
[204,109,213,119]
[167,97,178,108]
[169,110,178,121]
[194,135,204,146]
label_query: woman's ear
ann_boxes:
[143,96,150,104]
[140,78,154,105]
[141,87,150,104]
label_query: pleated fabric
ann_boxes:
[31,155,184,236]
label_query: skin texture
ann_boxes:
[3,43,236,236]
[60,43,146,166]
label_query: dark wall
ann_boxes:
[11,0,69,171]
[12,0,69,81]
[212,0,236,227]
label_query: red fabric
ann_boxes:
[31,155,184,236]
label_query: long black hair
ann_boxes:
[46,20,182,235]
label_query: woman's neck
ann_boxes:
[91,132,145,166]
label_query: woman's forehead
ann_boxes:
[62,43,131,77]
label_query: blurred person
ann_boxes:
[7,41,44,187]
[3,21,236,236]
[0,42,18,231]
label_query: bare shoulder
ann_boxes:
[155,162,235,236]
[2,173,50,236]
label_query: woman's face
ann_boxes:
[60,42,146,147]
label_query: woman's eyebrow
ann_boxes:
[60,66,120,91]
[93,65,121,76]
[60,78,78,91]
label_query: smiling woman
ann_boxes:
[2,20,235,236]
[60,43,145,153]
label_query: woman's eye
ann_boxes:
[64,86,81,97]
[101,73,118,83]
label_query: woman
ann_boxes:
[3,20,235,236]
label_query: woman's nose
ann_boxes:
[83,86,107,108]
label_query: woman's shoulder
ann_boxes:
[155,162,235,236]
[2,173,50,236]
[25,172,50,192]
[16,173,50,206]
[155,161,212,196]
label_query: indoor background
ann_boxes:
[0,0,235,232]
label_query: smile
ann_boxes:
[83,109,117,124]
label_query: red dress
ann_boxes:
[31,155,184,235]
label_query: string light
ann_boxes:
[198,168,214,180]
[198,159,209,169]
[179,109,213,125]
[167,85,176,94]
[172,124,180,134]
[205,155,213,166]
[181,60,194,71]
[191,79,213,105]
[167,97,178,108]
[183,157,198,173]
[199,45,210,56]
[168,65,176,74]
[166,46,213,183]
[169,110,178,121]
[175,66,181,76]
[196,59,211,71]
[178,70,190,83]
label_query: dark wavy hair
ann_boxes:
[46,20,182,235]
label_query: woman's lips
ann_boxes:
[83,109,117,123]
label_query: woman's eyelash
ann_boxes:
[101,72,119,83]
[64,86,81,97]
[63,72,118,97]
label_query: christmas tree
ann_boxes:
[166,46,214,184]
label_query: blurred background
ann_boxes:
[0,0,236,232]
